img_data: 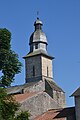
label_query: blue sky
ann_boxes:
[0,0,80,107]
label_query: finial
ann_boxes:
[37,11,39,19]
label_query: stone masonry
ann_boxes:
[25,54,53,83]
[7,18,66,120]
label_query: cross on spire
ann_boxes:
[37,11,39,19]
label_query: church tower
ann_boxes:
[7,18,66,119]
[24,18,54,83]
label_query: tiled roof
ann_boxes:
[34,109,65,120]
[14,92,38,103]
[34,107,75,120]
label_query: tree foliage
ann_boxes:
[0,28,11,50]
[0,28,30,120]
[0,28,22,87]
[0,88,19,120]
[0,88,30,120]
[15,111,30,120]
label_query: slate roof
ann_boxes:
[34,18,43,26]
[23,49,54,59]
[34,107,75,120]
[46,79,65,93]
[29,18,48,45]
[6,81,39,95]
[29,30,48,45]
[54,107,75,119]
[71,87,80,96]
[7,78,64,95]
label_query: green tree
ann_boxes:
[0,28,22,87]
[15,111,30,120]
[0,28,11,50]
[0,88,19,120]
[0,28,30,120]
[0,88,30,120]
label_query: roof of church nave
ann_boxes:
[6,79,64,95]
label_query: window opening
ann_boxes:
[35,43,38,49]
[33,66,35,76]
[47,66,49,77]
[30,45,33,52]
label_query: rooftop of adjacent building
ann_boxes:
[71,87,80,97]
[34,107,75,120]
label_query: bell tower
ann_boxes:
[23,18,54,83]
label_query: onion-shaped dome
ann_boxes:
[29,18,48,45]
[29,30,48,45]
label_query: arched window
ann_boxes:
[33,66,35,76]
[47,66,49,77]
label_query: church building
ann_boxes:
[7,18,77,120]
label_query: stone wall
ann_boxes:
[20,92,60,119]
[24,81,45,93]
[24,77,66,109]
[53,90,66,108]
[25,55,53,83]
[45,80,66,108]
[75,96,80,120]
[41,56,53,78]
[45,80,53,98]
[25,55,41,82]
